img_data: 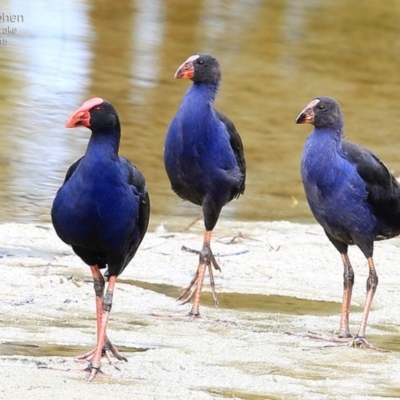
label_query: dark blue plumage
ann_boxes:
[296,96,400,349]
[51,97,150,380]
[164,53,245,316]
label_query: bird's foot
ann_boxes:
[181,246,221,272]
[149,311,202,321]
[176,270,199,306]
[287,330,357,344]
[177,277,219,309]
[297,331,353,344]
[286,331,389,352]
[150,311,238,325]
[177,256,220,308]
[75,339,128,366]
[37,358,111,382]
[350,336,389,352]
[85,362,111,382]
[185,311,238,325]
[38,340,127,381]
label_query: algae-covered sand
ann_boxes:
[1,221,400,399]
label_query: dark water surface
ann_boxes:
[0,0,399,229]
[120,278,361,316]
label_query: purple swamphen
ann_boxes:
[164,53,246,317]
[51,98,150,380]
[296,96,400,350]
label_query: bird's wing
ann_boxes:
[122,157,151,248]
[61,157,83,184]
[343,140,400,229]
[214,109,246,194]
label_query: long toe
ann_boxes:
[351,336,390,352]
[304,331,353,343]
[177,270,199,304]
[74,348,96,363]
[74,338,126,364]
[207,262,219,308]
[177,282,197,304]
[286,330,354,345]
[210,253,221,272]
[86,363,112,382]
[104,340,128,363]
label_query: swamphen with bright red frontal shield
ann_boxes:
[164,53,246,317]
[51,98,150,380]
[296,96,400,350]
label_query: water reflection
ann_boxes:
[198,0,263,53]
[130,0,165,91]
[0,0,399,228]
[1,0,92,222]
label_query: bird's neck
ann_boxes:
[85,128,121,161]
[302,125,345,186]
[177,81,220,139]
[185,80,219,107]
[309,124,344,150]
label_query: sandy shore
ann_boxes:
[1,221,400,399]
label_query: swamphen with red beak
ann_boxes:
[164,53,246,317]
[51,98,150,380]
[296,96,400,350]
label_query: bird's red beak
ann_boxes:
[295,99,319,124]
[65,110,90,128]
[65,97,104,128]
[174,55,199,79]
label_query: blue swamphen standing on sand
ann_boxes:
[51,98,150,380]
[296,96,400,350]
[164,53,246,317]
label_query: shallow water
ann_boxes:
[122,278,359,316]
[0,342,149,357]
[0,0,399,229]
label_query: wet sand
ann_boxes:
[1,221,400,399]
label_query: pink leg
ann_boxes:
[177,230,220,317]
[338,253,354,338]
[74,267,126,380]
[86,275,117,381]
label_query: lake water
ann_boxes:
[0,0,399,230]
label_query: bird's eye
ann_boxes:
[317,104,325,110]
[93,106,101,112]
[197,59,205,65]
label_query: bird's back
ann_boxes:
[343,140,400,239]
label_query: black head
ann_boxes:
[65,98,120,132]
[174,53,221,84]
[295,96,343,128]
